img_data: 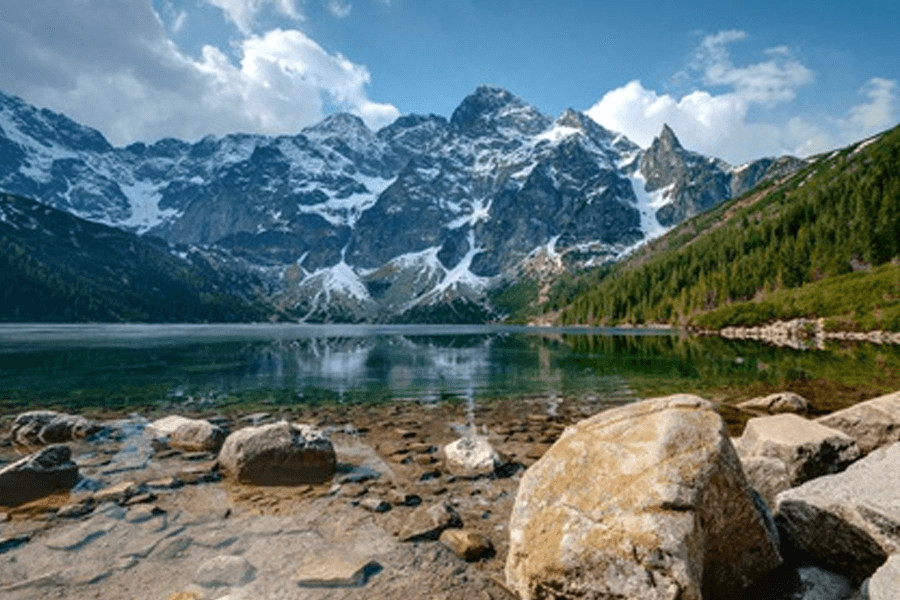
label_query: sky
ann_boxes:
[0,0,897,165]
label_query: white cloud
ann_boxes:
[326,0,353,19]
[586,31,896,164]
[203,0,304,34]
[842,77,898,138]
[0,0,397,145]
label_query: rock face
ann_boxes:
[735,414,861,506]
[816,390,900,455]
[775,442,900,584]
[147,416,226,453]
[11,410,98,446]
[505,395,782,600]
[442,436,503,478]
[737,392,809,414]
[217,422,336,485]
[0,445,79,506]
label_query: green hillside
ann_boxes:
[0,193,271,323]
[558,124,900,331]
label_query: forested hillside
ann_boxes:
[0,193,271,322]
[559,124,900,331]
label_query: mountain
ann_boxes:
[0,193,270,322]
[0,86,803,322]
[556,124,900,331]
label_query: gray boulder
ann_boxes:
[11,410,99,446]
[146,415,226,452]
[505,394,782,600]
[0,445,79,506]
[775,442,900,584]
[816,390,900,455]
[217,421,336,485]
[735,414,861,507]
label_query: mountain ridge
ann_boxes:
[0,86,805,322]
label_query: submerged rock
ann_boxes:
[11,411,99,446]
[737,392,809,414]
[505,394,782,600]
[0,445,79,506]
[217,421,336,485]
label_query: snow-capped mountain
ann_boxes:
[0,86,803,322]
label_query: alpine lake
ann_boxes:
[2,323,900,435]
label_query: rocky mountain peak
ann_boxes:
[302,112,373,143]
[656,124,683,152]
[450,85,551,136]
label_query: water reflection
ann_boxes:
[1,324,899,415]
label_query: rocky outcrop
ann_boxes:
[0,445,79,506]
[146,415,226,453]
[775,442,900,584]
[816,390,900,455]
[735,414,861,506]
[737,392,809,414]
[11,411,99,446]
[442,436,503,478]
[505,394,782,600]
[217,421,336,485]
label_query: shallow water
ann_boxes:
[1,324,899,416]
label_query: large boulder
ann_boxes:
[0,445,79,506]
[735,414,861,507]
[775,442,900,584]
[217,421,336,485]
[505,395,782,600]
[816,390,900,455]
[866,554,900,600]
[146,415,226,452]
[443,435,503,478]
[11,410,99,446]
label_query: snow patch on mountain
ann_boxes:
[296,174,396,227]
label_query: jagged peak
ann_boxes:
[303,112,372,140]
[656,124,683,150]
[450,85,550,135]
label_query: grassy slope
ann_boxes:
[554,123,900,331]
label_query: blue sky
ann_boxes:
[0,0,897,164]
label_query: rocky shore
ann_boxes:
[694,318,900,350]
[1,389,899,599]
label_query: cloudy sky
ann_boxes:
[0,0,897,164]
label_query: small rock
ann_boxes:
[439,528,493,561]
[398,502,462,542]
[195,555,255,588]
[92,481,140,505]
[0,444,80,506]
[386,490,422,507]
[443,436,503,478]
[218,421,336,485]
[358,497,391,513]
[56,499,95,519]
[296,554,382,588]
[147,416,226,453]
[124,492,157,506]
